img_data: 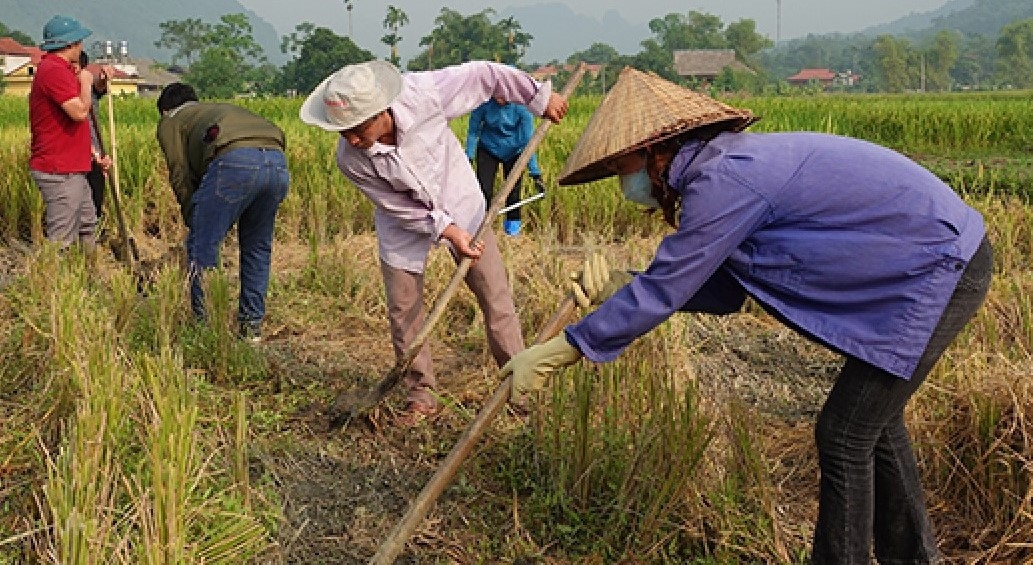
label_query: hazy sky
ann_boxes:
[238,0,951,60]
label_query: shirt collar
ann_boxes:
[166,101,198,118]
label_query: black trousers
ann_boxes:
[812,237,993,564]
[474,145,522,222]
[85,161,105,220]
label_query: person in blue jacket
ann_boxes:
[466,95,545,236]
[502,67,992,564]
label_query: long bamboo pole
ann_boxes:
[370,294,577,564]
[103,92,137,272]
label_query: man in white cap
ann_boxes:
[29,15,111,248]
[301,59,568,424]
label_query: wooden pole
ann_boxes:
[104,93,137,272]
[370,295,577,564]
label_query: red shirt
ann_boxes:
[29,53,91,173]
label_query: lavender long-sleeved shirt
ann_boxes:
[335,61,552,272]
[566,132,986,379]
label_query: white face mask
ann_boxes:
[619,169,660,209]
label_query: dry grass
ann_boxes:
[0,93,1031,563]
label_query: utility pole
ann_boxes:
[344,0,354,38]
[776,0,782,44]
[920,53,926,92]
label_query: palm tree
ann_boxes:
[382,5,409,66]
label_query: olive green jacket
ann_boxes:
[156,101,285,221]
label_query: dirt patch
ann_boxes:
[244,277,837,563]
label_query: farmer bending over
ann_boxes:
[502,67,991,564]
[156,83,289,342]
[301,60,568,425]
[465,95,545,236]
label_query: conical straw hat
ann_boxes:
[558,66,756,186]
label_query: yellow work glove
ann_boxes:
[502,334,582,398]
[570,252,635,308]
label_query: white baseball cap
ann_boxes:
[299,60,403,131]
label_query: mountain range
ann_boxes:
[3,0,1028,68]
[3,0,284,64]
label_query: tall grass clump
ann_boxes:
[31,248,128,563]
[0,243,272,563]
[130,349,268,564]
[510,321,715,561]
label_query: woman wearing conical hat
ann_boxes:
[502,67,991,564]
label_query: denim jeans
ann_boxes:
[187,147,289,324]
[811,238,992,565]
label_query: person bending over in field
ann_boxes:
[156,82,289,342]
[300,60,568,426]
[502,66,991,564]
[465,95,546,236]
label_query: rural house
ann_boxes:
[673,49,755,83]
[786,68,861,89]
[0,37,43,97]
[0,36,141,97]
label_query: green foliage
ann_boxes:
[758,0,1033,89]
[280,24,375,95]
[873,34,912,92]
[925,0,1033,39]
[381,5,410,67]
[636,11,768,79]
[158,13,269,98]
[0,21,34,45]
[184,47,249,99]
[155,17,211,66]
[924,30,960,91]
[996,18,1033,87]
[725,19,773,62]
[407,8,532,70]
[566,43,621,66]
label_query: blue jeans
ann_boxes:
[811,238,992,564]
[187,147,289,324]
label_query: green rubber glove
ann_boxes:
[502,334,582,397]
[569,252,634,308]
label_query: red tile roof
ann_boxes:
[0,37,44,65]
[787,68,836,81]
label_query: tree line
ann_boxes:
[4,5,1032,97]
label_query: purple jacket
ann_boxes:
[566,132,985,379]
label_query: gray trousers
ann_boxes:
[31,171,97,246]
[381,228,524,408]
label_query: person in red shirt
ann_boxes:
[29,15,111,248]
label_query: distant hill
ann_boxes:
[863,0,976,35]
[2,0,285,65]
[863,0,1032,38]
[502,3,647,64]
